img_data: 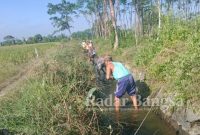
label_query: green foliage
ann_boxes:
[1,34,68,46]
[0,43,54,64]
[3,35,15,41]
[132,17,200,103]
[0,43,55,84]
[71,29,93,39]
[3,35,16,45]
[34,34,43,43]
[118,30,136,48]
[0,42,112,134]
[47,0,77,33]
[95,16,200,111]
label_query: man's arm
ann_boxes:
[106,64,111,80]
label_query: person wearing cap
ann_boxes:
[104,55,138,111]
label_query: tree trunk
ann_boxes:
[141,7,144,35]
[116,0,120,21]
[135,11,138,46]
[130,5,133,29]
[157,0,161,36]
[135,0,143,37]
[103,0,109,38]
[109,0,119,49]
[124,5,127,36]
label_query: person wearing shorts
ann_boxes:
[104,55,138,111]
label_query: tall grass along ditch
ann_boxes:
[0,42,115,134]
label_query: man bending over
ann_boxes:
[104,55,138,111]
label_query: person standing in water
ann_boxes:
[104,55,138,111]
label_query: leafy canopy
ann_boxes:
[47,0,77,34]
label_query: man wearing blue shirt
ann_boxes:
[104,55,138,111]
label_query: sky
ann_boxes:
[0,0,90,41]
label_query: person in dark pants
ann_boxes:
[104,55,138,111]
[93,56,106,80]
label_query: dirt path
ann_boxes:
[0,45,59,97]
[0,59,42,97]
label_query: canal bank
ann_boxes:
[86,48,177,135]
[92,36,200,135]
[125,64,200,135]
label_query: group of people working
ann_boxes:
[81,40,138,111]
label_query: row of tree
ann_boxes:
[47,0,200,49]
[0,34,68,46]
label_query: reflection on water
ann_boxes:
[106,110,176,135]
[94,66,176,135]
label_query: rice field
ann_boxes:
[0,43,56,84]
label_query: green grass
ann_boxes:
[0,41,112,134]
[0,43,56,84]
[94,17,200,112]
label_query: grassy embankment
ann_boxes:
[0,43,56,84]
[0,41,113,134]
[95,17,200,113]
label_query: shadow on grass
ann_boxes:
[0,129,17,135]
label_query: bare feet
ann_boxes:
[114,96,120,112]
[130,95,138,110]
